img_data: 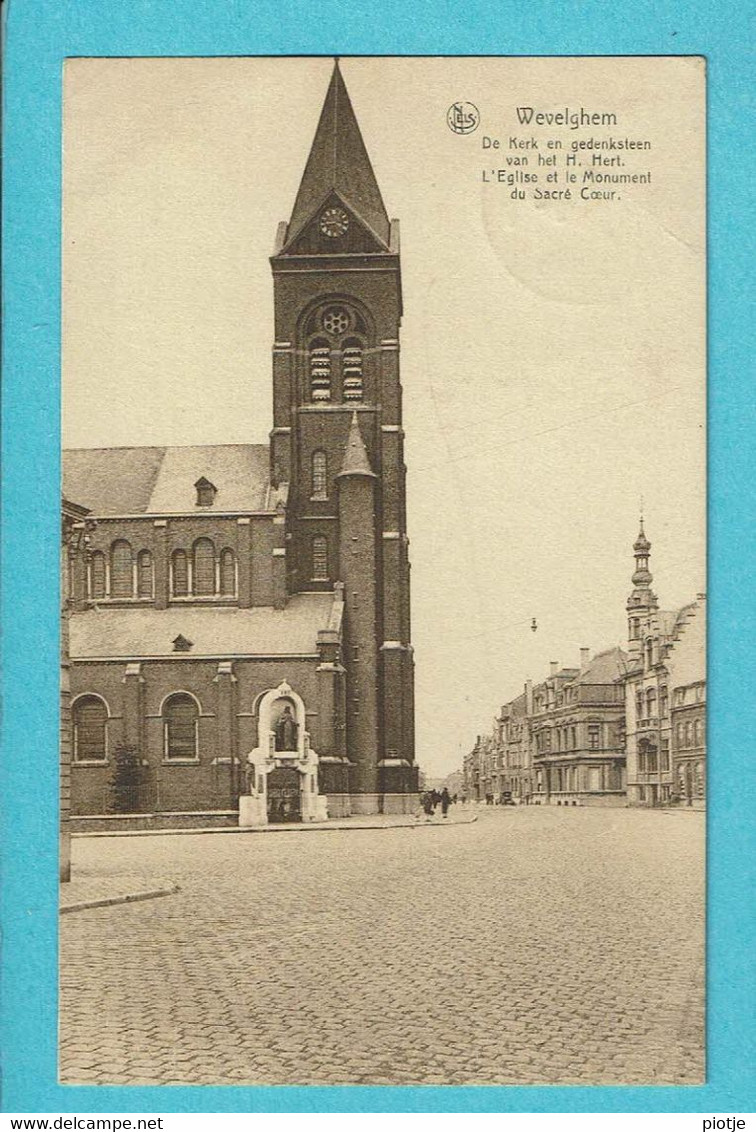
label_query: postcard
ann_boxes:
[56,55,706,1089]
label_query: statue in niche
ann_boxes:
[275,704,298,752]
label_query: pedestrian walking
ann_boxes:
[440,787,451,818]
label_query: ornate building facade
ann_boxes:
[463,523,705,809]
[623,523,706,807]
[63,63,418,824]
[531,649,627,806]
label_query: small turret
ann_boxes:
[336,412,376,480]
[337,412,379,807]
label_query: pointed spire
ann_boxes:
[287,61,390,246]
[634,514,650,553]
[337,413,376,480]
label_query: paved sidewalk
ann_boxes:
[63,810,475,911]
[61,875,179,914]
[72,808,477,839]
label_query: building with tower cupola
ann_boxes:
[63,61,418,826]
[461,519,705,809]
[622,520,706,807]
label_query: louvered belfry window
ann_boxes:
[137,550,153,597]
[193,538,215,595]
[172,550,188,596]
[219,548,236,596]
[312,536,328,581]
[309,339,331,401]
[342,338,364,402]
[311,450,328,499]
[73,695,108,762]
[90,552,106,599]
[110,540,133,598]
[164,694,199,760]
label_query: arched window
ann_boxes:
[137,550,153,597]
[193,538,215,596]
[695,762,705,797]
[630,617,640,640]
[646,687,657,717]
[676,722,684,747]
[172,550,189,596]
[311,450,328,500]
[73,695,108,762]
[635,690,644,719]
[90,551,106,599]
[645,639,654,668]
[163,693,199,761]
[219,548,236,596]
[309,339,331,402]
[342,338,364,402]
[685,721,693,746]
[312,536,328,581]
[660,686,669,718]
[694,718,703,746]
[110,540,133,598]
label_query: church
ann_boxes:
[63,62,418,824]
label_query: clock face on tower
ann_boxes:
[319,206,350,238]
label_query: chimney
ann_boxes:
[580,647,590,671]
[524,679,533,715]
[550,661,558,677]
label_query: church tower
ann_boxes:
[626,518,659,665]
[269,62,417,813]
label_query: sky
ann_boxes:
[63,56,706,777]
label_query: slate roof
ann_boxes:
[337,413,375,479]
[500,691,527,718]
[70,594,334,660]
[286,62,390,247]
[509,691,528,718]
[575,647,628,685]
[63,444,274,516]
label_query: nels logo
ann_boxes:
[447,101,480,135]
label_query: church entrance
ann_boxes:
[266,765,302,823]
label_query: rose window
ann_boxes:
[322,308,351,336]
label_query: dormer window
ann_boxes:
[195,477,217,507]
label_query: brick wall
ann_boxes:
[70,656,322,815]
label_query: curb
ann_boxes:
[71,814,478,839]
[60,884,180,914]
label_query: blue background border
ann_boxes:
[2,0,754,1114]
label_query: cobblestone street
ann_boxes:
[60,807,704,1086]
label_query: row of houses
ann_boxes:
[463,524,706,808]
